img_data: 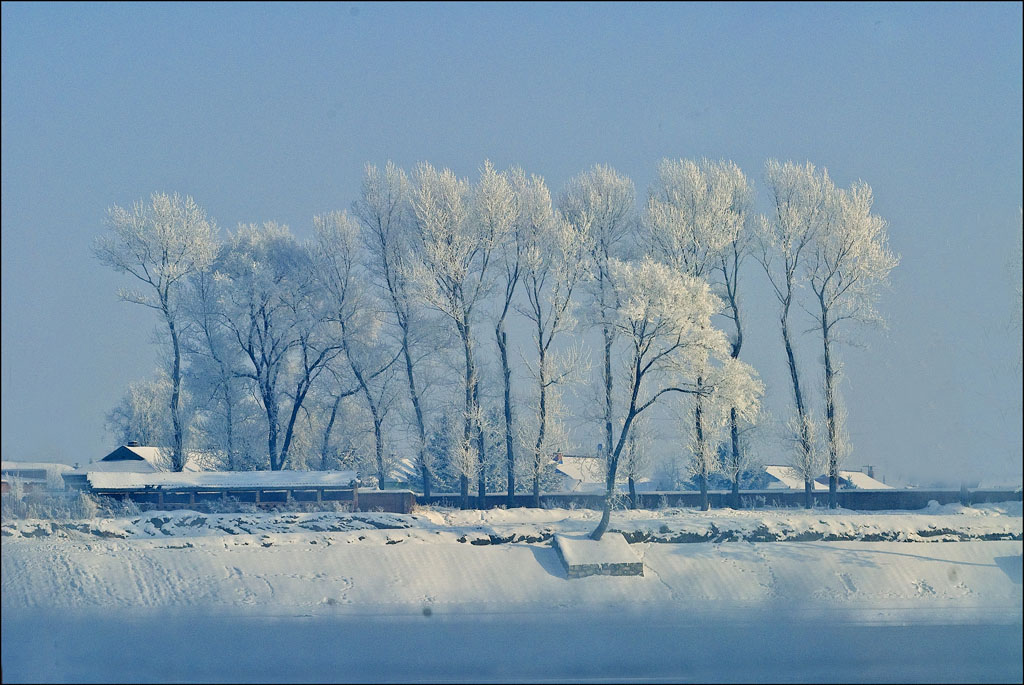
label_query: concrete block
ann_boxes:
[553,533,644,578]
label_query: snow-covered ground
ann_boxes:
[3,502,1021,683]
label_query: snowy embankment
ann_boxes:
[3,499,1021,543]
[3,502,1021,683]
[2,501,1020,616]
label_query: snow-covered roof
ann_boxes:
[552,455,654,493]
[119,445,167,463]
[555,456,605,485]
[68,459,159,475]
[765,465,893,490]
[111,445,209,471]
[764,465,828,490]
[1,461,73,473]
[836,470,893,490]
[391,457,419,481]
[86,470,359,491]
[68,445,210,476]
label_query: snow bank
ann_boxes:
[4,501,1019,542]
[3,504,1021,618]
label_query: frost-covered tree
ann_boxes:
[784,412,820,505]
[805,180,898,508]
[425,410,460,492]
[308,366,363,472]
[477,162,521,504]
[105,373,175,454]
[561,165,636,485]
[519,175,590,506]
[355,162,439,495]
[94,192,217,470]
[313,210,402,486]
[685,356,763,507]
[183,266,257,470]
[757,160,832,508]
[709,163,758,507]
[408,162,502,508]
[646,158,759,509]
[215,222,339,470]
[621,414,653,509]
[588,258,758,539]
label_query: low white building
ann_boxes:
[762,464,892,490]
[81,469,359,508]
[551,453,656,494]
[63,443,211,490]
[821,470,893,490]
[763,465,829,491]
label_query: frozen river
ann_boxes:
[3,607,1021,683]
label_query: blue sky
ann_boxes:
[2,2,1021,485]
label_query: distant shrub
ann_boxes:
[1,489,150,522]
[741,494,768,509]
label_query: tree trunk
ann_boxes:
[782,307,813,509]
[804,478,813,509]
[824,366,838,509]
[401,330,431,497]
[694,381,710,512]
[474,378,486,505]
[267,398,280,471]
[420,464,431,499]
[166,312,185,472]
[821,304,838,510]
[591,408,637,541]
[222,379,235,471]
[592,322,616,539]
[532,465,540,509]
[729,406,741,508]
[460,325,474,510]
[532,345,548,509]
[321,395,342,470]
[497,324,515,506]
[592,503,612,541]
[279,375,315,473]
[628,476,637,510]
[373,417,385,488]
[603,322,614,475]
[725,265,744,511]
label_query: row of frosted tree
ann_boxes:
[95,158,897,528]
